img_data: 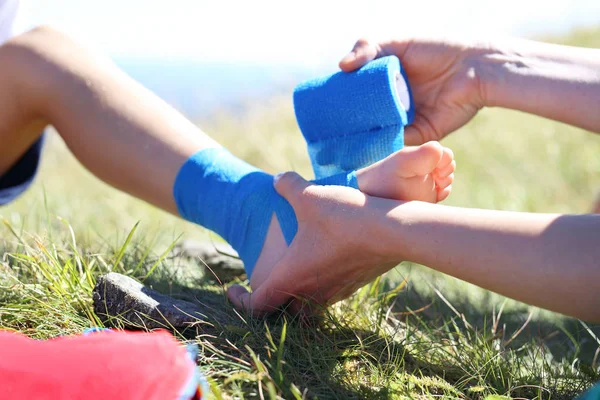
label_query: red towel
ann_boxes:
[0,329,198,400]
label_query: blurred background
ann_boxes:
[14,0,600,118]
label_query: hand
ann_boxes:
[340,38,493,145]
[226,172,400,316]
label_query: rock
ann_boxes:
[171,240,246,282]
[93,272,226,330]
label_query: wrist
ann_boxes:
[474,38,600,131]
[363,198,424,265]
[473,37,592,108]
[467,39,523,109]
[467,38,560,109]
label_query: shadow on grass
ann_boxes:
[99,272,417,398]
[384,278,600,399]
[98,252,598,399]
[389,278,600,365]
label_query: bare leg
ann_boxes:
[0,27,456,291]
[0,26,218,213]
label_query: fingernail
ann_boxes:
[340,51,356,64]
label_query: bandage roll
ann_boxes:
[293,55,415,178]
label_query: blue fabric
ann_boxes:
[293,55,414,179]
[0,135,44,206]
[173,147,359,277]
[82,327,112,335]
[315,170,359,188]
[178,344,209,400]
[577,382,600,400]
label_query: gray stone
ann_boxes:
[93,272,228,330]
[171,240,246,282]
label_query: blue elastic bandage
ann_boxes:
[173,147,358,277]
[293,55,415,179]
[577,382,600,400]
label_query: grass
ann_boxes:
[1,26,600,399]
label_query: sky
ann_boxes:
[16,0,600,68]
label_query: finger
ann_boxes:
[339,38,412,72]
[273,171,314,210]
[436,185,452,202]
[403,116,444,146]
[404,124,438,146]
[285,298,325,326]
[285,298,304,316]
[434,173,454,190]
[436,160,456,179]
[339,38,380,72]
[227,281,292,317]
[226,284,250,310]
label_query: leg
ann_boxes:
[0,45,47,204]
[1,26,217,214]
[1,27,455,293]
[251,142,456,288]
[1,27,296,278]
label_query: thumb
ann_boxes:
[339,38,413,73]
[273,171,313,210]
[339,38,380,72]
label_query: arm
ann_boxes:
[480,38,600,132]
[377,201,600,321]
[339,37,600,144]
[230,173,600,322]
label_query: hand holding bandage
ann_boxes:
[294,56,414,180]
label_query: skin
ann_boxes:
[231,173,600,322]
[0,27,454,212]
[339,37,600,144]
[593,192,600,214]
[0,27,454,294]
[4,27,598,321]
[228,37,600,322]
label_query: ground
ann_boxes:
[1,27,599,399]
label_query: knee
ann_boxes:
[21,24,62,39]
[0,25,78,113]
[3,25,73,57]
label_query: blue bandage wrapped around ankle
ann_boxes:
[173,147,358,277]
[293,55,415,179]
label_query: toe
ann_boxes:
[436,160,456,178]
[438,147,455,169]
[418,141,445,163]
[436,185,452,202]
[435,173,454,189]
[389,141,444,177]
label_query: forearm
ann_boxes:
[478,38,600,132]
[2,26,218,213]
[372,201,600,321]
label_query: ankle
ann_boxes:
[173,147,298,277]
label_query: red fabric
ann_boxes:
[0,329,194,400]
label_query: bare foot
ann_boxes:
[244,141,455,298]
[356,141,455,203]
